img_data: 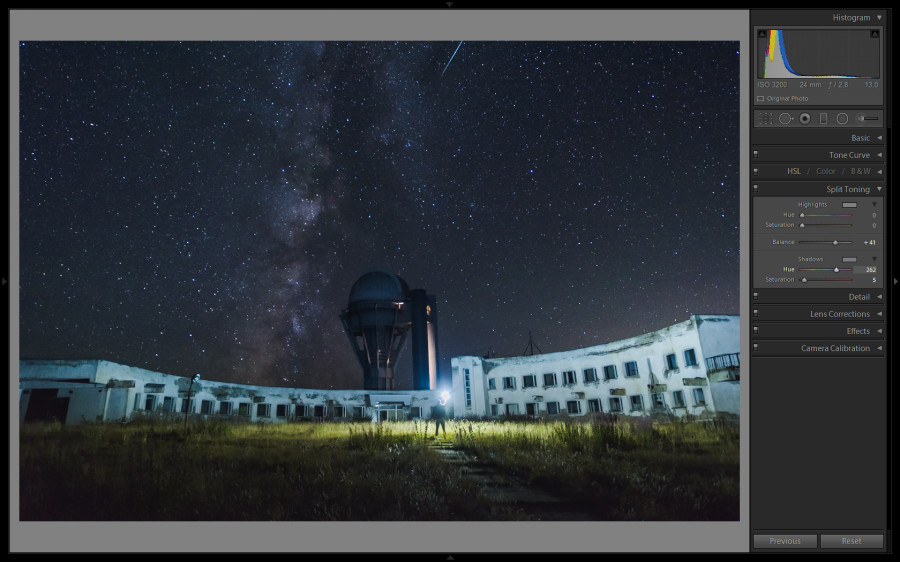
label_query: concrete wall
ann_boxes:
[695,314,741,359]
[19,359,442,425]
[19,380,108,425]
[710,380,740,416]
[19,359,100,381]
[451,315,740,419]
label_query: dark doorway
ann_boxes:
[23,389,70,423]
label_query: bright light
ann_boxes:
[439,390,450,405]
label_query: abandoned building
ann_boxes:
[18,314,739,425]
[448,314,740,419]
[17,359,438,425]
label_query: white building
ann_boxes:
[449,314,740,420]
[18,315,738,425]
[18,359,438,425]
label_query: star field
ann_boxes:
[18,41,739,389]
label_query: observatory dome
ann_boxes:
[348,269,410,304]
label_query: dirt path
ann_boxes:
[426,438,597,520]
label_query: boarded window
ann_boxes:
[684,348,698,367]
[692,388,707,406]
[630,395,644,411]
[666,353,678,370]
[625,361,639,378]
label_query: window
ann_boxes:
[566,400,582,414]
[666,353,678,370]
[488,378,496,390]
[145,395,157,411]
[523,374,537,388]
[490,404,498,416]
[162,396,175,412]
[133,393,142,410]
[502,376,516,389]
[464,370,472,407]
[219,401,233,415]
[334,406,345,418]
[625,361,639,378]
[650,393,666,410]
[410,407,421,418]
[200,399,214,414]
[587,398,602,413]
[294,404,307,418]
[543,373,557,386]
[603,365,617,380]
[525,402,538,416]
[180,398,194,413]
[671,391,686,408]
[609,397,623,413]
[583,368,598,383]
[630,395,644,412]
[505,403,519,415]
[546,401,560,415]
[238,402,251,416]
[256,403,271,418]
[276,404,288,417]
[562,370,577,385]
[692,388,707,406]
[684,348,698,367]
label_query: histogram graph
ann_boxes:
[758,29,879,79]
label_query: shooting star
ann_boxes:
[441,41,463,76]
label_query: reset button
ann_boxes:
[821,535,883,549]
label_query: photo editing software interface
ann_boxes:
[7,8,891,556]
[749,9,890,554]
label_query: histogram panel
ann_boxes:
[759,29,879,79]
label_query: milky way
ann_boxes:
[18,41,739,389]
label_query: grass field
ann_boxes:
[18,416,739,521]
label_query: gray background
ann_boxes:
[9,9,750,554]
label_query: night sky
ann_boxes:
[18,41,739,390]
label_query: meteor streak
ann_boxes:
[441,41,463,76]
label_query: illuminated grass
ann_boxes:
[450,416,740,520]
[19,417,739,520]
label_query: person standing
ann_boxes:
[432,398,447,439]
